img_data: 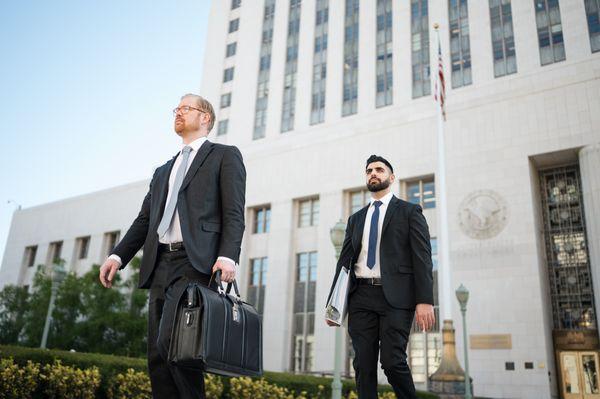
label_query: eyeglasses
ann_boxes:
[172,105,204,117]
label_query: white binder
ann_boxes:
[325,266,350,326]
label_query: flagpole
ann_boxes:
[430,23,470,397]
[434,25,452,323]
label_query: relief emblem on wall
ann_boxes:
[458,189,509,240]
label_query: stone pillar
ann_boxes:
[579,143,600,332]
[262,199,295,371]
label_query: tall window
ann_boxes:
[76,236,90,260]
[406,178,436,209]
[585,0,600,52]
[431,237,438,271]
[409,236,440,335]
[311,0,329,125]
[298,198,319,227]
[253,206,271,234]
[221,93,232,109]
[411,0,430,98]
[535,0,565,65]
[48,241,63,264]
[226,42,237,57]
[292,252,318,372]
[281,0,302,133]
[448,0,472,88]
[223,67,234,83]
[229,18,240,33]
[104,231,120,257]
[431,237,439,315]
[254,0,276,139]
[342,0,359,116]
[540,165,596,330]
[248,258,267,315]
[23,245,37,268]
[217,119,229,136]
[489,0,517,77]
[349,189,370,215]
[376,0,393,107]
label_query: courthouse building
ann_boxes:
[2,1,600,398]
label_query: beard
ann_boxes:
[174,120,185,134]
[367,177,391,192]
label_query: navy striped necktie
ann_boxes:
[367,201,383,269]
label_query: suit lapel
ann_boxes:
[179,140,214,192]
[352,205,369,250]
[381,195,400,235]
[156,153,179,219]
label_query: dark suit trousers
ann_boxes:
[147,249,211,399]
[348,284,416,399]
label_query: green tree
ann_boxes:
[73,260,147,357]
[0,257,148,357]
[121,256,148,357]
[52,272,85,350]
[0,284,29,344]
[74,264,128,354]
[20,265,52,347]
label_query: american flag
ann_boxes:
[434,40,446,121]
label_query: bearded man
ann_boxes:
[326,155,435,399]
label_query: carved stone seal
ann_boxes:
[458,190,508,240]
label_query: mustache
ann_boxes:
[367,177,391,192]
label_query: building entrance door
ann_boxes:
[559,351,600,399]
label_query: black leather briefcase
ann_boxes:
[167,272,263,377]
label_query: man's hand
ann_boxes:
[99,258,120,288]
[212,259,236,283]
[415,303,435,332]
[325,319,339,327]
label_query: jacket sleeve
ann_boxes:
[408,204,434,305]
[112,169,158,270]
[326,215,355,305]
[218,146,246,263]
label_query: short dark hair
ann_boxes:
[366,155,394,174]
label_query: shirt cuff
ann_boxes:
[217,256,236,267]
[108,254,122,267]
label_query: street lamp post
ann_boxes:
[455,284,472,399]
[330,220,346,399]
[40,262,66,349]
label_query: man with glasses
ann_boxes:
[99,94,246,398]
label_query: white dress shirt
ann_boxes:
[159,136,206,245]
[354,191,395,279]
[109,136,235,267]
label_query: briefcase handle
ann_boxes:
[209,270,241,299]
[185,284,200,308]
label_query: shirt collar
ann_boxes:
[369,191,394,207]
[181,136,207,154]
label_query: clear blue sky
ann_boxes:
[0,1,211,265]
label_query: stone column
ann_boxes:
[262,199,295,371]
[579,143,600,332]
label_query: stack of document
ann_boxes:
[325,266,350,326]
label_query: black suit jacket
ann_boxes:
[112,140,246,288]
[327,196,434,309]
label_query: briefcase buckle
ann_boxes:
[232,303,240,323]
[185,311,194,326]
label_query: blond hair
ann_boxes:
[181,94,216,132]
